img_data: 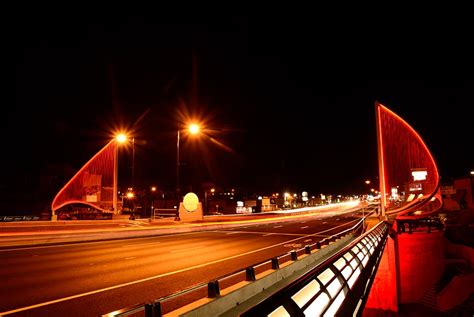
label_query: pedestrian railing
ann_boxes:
[241,221,389,317]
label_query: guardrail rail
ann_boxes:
[241,221,389,317]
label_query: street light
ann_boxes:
[113,133,129,213]
[204,188,215,215]
[150,186,156,218]
[176,123,202,220]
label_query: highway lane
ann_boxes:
[0,209,366,316]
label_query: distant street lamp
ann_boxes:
[176,123,202,220]
[131,137,135,190]
[150,186,156,219]
[204,188,215,215]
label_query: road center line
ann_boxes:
[121,241,162,247]
[170,246,206,253]
[1,218,359,316]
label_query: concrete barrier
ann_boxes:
[174,234,355,317]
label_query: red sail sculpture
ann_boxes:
[375,102,442,218]
[51,140,117,214]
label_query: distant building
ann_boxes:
[441,175,473,210]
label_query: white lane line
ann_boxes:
[121,241,161,248]
[124,256,136,260]
[0,232,204,252]
[262,233,273,236]
[1,218,361,316]
[273,225,283,229]
[304,239,312,242]
[301,226,309,229]
[211,230,305,237]
[170,246,206,253]
[336,218,340,221]
[89,263,95,266]
[225,232,240,235]
[322,222,327,224]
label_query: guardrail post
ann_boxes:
[153,302,162,317]
[145,303,152,317]
[290,250,298,261]
[305,245,311,254]
[315,241,321,249]
[271,258,280,270]
[208,280,220,298]
[144,302,162,317]
[246,267,256,281]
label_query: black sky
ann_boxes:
[9,14,474,206]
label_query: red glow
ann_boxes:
[51,140,117,213]
[377,105,388,208]
[376,102,441,217]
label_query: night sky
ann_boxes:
[9,14,474,211]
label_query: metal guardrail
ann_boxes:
[103,217,368,317]
[241,221,388,317]
[0,215,42,222]
[152,208,177,219]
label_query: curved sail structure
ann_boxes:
[375,102,442,218]
[51,140,117,214]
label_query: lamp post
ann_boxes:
[131,137,135,190]
[176,123,201,220]
[114,133,128,213]
[150,186,156,219]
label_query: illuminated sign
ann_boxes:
[409,183,423,192]
[412,170,427,181]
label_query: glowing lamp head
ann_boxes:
[126,192,134,199]
[365,180,371,185]
[151,186,156,192]
[116,134,128,143]
[188,124,200,135]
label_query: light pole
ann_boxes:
[114,133,128,213]
[150,186,156,219]
[131,137,135,190]
[176,123,201,220]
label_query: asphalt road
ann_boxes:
[0,208,366,316]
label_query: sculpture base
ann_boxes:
[178,202,203,222]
